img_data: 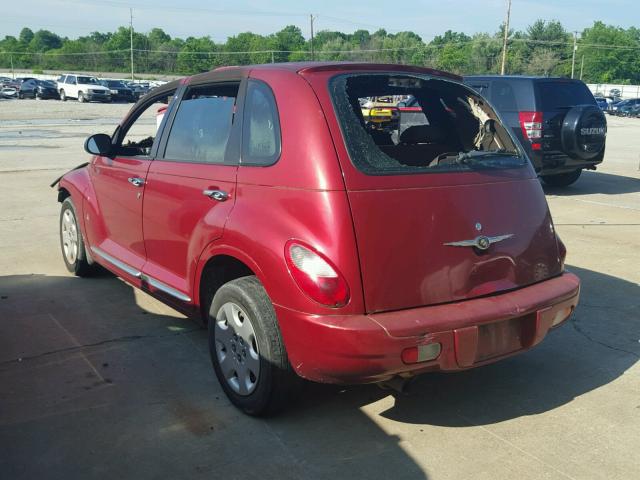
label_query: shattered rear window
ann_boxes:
[329,73,524,175]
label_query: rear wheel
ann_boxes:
[208,276,301,416]
[18,92,24,99]
[60,89,66,101]
[60,198,94,276]
[541,169,582,187]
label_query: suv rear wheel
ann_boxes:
[208,276,300,416]
[59,89,66,101]
[541,169,582,187]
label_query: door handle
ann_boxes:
[128,177,145,187]
[203,189,229,202]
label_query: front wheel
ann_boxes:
[78,91,86,103]
[541,169,582,187]
[208,276,301,416]
[60,198,95,276]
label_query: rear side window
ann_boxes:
[164,83,238,164]
[329,73,522,175]
[241,80,281,165]
[491,81,518,111]
[536,81,596,110]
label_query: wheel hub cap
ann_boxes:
[214,302,260,396]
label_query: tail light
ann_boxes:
[285,241,350,307]
[519,111,543,150]
[556,234,567,270]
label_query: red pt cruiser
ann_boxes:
[54,63,580,415]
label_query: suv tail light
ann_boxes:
[519,111,543,150]
[285,241,350,307]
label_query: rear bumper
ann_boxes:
[530,150,604,175]
[276,272,580,384]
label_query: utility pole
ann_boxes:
[130,8,134,81]
[310,14,315,61]
[580,55,584,80]
[500,0,512,75]
[571,31,578,79]
[271,51,275,63]
[10,54,14,79]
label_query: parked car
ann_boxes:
[56,74,111,103]
[609,98,640,116]
[594,96,608,110]
[98,79,136,102]
[18,79,60,100]
[464,76,606,187]
[125,81,151,100]
[619,103,640,117]
[53,63,579,415]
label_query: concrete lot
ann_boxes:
[0,99,639,480]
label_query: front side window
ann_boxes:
[329,73,523,175]
[164,83,238,164]
[241,80,281,165]
[116,90,176,157]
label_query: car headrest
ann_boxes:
[399,125,444,144]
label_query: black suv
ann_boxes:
[464,76,606,186]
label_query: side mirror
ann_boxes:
[84,133,112,156]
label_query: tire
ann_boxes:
[78,91,86,103]
[36,93,42,100]
[561,105,606,160]
[18,92,24,99]
[59,197,94,277]
[541,169,582,187]
[60,89,66,101]
[208,276,301,416]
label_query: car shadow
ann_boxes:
[289,264,638,428]
[0,273,428,480]
[1,264,636,478]
[542,170,640,196]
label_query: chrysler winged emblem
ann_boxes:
[444,234,514,251]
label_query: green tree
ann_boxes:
[19,27,34,44]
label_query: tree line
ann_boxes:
[1,20,639,83]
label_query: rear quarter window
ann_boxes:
[490,81,519,111]
[241,80,281,166]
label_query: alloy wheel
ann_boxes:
[61,209,79,264]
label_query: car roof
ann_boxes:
[185,62,462,85]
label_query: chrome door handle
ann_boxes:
[203,189,229,202]
[128,177,144,187]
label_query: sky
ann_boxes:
[1,0,638,42]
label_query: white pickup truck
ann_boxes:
[56,74,111,103]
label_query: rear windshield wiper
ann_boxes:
[455,150,521,164]
[434,150,521,168]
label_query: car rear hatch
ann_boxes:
[534,79,600,154]
[303,68,563,313]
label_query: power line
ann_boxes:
[2,36,639,58]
